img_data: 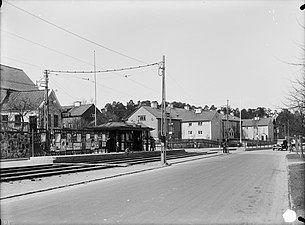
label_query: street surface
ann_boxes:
[1,150,289,225]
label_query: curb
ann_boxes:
[0,152,223,200]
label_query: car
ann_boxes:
[273,139,288,151]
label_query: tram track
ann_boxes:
[0,151,209,182]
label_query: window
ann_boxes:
[189,122,192,126]
[198,122,202,126]
[15,115,21,126]
[198,130,203,134]
[138,115,146,121]
[1,115,8,122]
[188,131,192,134]
[54,115,59,127]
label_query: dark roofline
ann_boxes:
[0,64,23,71]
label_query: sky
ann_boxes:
[1,0,304,111]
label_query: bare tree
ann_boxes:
[3,92,38,131]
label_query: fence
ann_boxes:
[168,139,220,149]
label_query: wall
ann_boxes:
[242,125,273,141]
[211,113,222,141]
[182,121,212,140]
[127,107,158,139]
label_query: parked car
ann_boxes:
[273,139,288,151]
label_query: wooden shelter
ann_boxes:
[89,121,154,152]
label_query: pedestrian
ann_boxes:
[116,141,120,153]
[222,139,226,153]
[150,136,155,151]
[106,137,110,153]
[125,147,130,155]
[291,136,296,152]
[296,136,300,155]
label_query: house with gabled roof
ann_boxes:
[1,89,62,131]
[126,102,225,141]
[0,64,62,131]
[173,107,223,141]
[61,101,102,129]
[221,113,241,140]
[242,117,274,141]
[126,102,182,140]
[0,64,38,104]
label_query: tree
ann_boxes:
[210,105,217,111]
[2,91,39,131]
[285,74,305,134]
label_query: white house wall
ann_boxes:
[182,121,211,140]
[242,126,270,140]
[127,107,158,139]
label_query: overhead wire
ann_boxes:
[3,2,196,105]
[48,62,161,74]
[1,30,94,68]
[2,29,162,93]
[3,0,147,64]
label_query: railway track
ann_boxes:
[0,151,208,182]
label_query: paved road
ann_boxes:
[1,150,289,225]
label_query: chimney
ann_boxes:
[184,105,190,110]
[195,108,202,114]
[74,101,81,107]
[151,101,158,109]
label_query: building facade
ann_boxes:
[127,104,181,141]
[0,65,62,131]
[62,102,102,129]
[242,117,274,141]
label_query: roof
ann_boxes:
[90,121,154,131]
[171,108,218,122]
[0,64,38,91]
[62,104,97,117]
[141,106,181,120]
[242,117,273,127]
[1,90,45,111]
[139,106,218,122]
[221,114,241,122]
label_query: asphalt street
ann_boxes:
[1,150,289,225]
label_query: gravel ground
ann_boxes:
[286,153,305,221]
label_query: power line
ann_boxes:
[2,29,94,67]
[48,62,160,74]
[2,56,44,69]
[4,0,147,64]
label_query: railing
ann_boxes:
[168,139,220,149]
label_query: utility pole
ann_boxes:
[239,102,242,144]
[44,69,50,151]
[160,55,167,165]
[94,51,97,126]
[226,99,229,140]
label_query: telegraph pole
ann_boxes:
[226,99,229,140]
[94,51,97,126]
[44,69,50,151]
[160,55,167,165]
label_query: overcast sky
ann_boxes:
[1,0,304,110]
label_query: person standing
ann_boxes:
[150,137,155,151]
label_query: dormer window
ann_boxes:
[138,115,146,121]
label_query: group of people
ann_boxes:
[222,139,229,153]
[289,135,303,153]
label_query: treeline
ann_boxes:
[99,100,276,122]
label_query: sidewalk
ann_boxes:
[0,151,224,200]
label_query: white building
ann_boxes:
[242,117,274,141]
